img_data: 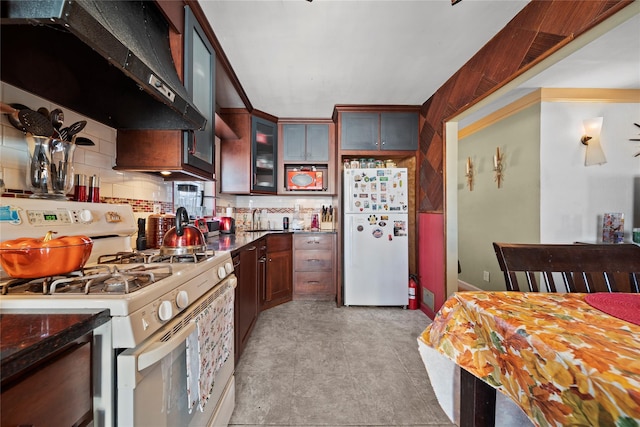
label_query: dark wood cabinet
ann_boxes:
[262,233,293,310]
[335,106,419,153]
[219,109,279,194]
[252,115,278,193]
[257,238,268,309]
[233,245,258,362]
[293,233,336,300]
[1,335,93,427]
[113,5,216,181]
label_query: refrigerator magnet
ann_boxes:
[372,228,383,238]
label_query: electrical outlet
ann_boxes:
[422,288,434,311]
[483,271,490,282]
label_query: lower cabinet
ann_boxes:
[1,336,93,427]
[262,234,293,310]
[293,233,336,300]
[233,244,258,363]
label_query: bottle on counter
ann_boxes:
[87,175,100,202]
[73,174,87,202]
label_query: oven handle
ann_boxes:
[137,322,196,371]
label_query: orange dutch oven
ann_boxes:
[0,231,93,278]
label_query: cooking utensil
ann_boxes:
[0,231,93,278]
[50,108,64,137]
[18,109,54,137]
[74,136,95,146]
[160,207,206,256]
[65,120,87,141]
[0,102,29,132]
[37,107,50,118]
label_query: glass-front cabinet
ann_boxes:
[184,6,215,174]
[252,116,278,193]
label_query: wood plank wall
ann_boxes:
[417,0,633,212]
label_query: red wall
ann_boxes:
[418,212,445,319]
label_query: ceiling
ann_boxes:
[203,0,530,119]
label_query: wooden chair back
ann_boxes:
[492,242,640,293]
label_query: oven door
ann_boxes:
[116,279,235,427]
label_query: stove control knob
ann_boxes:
[78,209,93,223]
[225,262,234,274]
[229,276,237,288]
[218,266,227,279]
[176,290,189,309]
[158,300,173,322]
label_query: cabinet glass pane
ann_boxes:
[283,124,306,161]
[380,112,418,150]
[306,124,329,161]
[184,6,215,175]
[253,117,277,192]
[341,113,378,150]
[190,31,213,165]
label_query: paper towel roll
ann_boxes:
[226,207,233,217]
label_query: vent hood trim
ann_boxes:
[1,0,206,130]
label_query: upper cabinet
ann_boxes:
[252,116,278,193]
[335,106,419,153]
[278,119,336,195]
[219,109,279,194]
[114,4,216,180]
[282,124,330,162]
[183,5,216,174]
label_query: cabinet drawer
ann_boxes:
[294,271,334,294]
[267,234,292,252]
[294,250,333,271]
[293,234,333,250]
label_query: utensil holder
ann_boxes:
[26,134,75,199]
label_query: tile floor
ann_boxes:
[229,301,456,427]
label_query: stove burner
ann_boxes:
[98,251,150,264]
[0,265,173,295]
[147,249,215,264]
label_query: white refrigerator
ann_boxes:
[343,167,409,306]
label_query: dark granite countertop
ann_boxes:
[207,230,336,254]
[0,309,110,383]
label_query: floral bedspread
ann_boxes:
[419,292,640,427]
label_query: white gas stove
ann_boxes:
[0,198,237,427]
[0,198,235,346]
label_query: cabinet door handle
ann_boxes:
[307,240,319,244]
[307,259,320,262]
[306,280,320,285]
[189,131,197,155]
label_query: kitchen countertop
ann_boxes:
[208,230,336,253]
[0,309,110,383]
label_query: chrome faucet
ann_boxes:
[252,208,260,230]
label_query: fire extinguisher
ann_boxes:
[408,274,419,310]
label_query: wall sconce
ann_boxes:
[493,147,504,188]
[465,157,474,191]
[581,117,607,166]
